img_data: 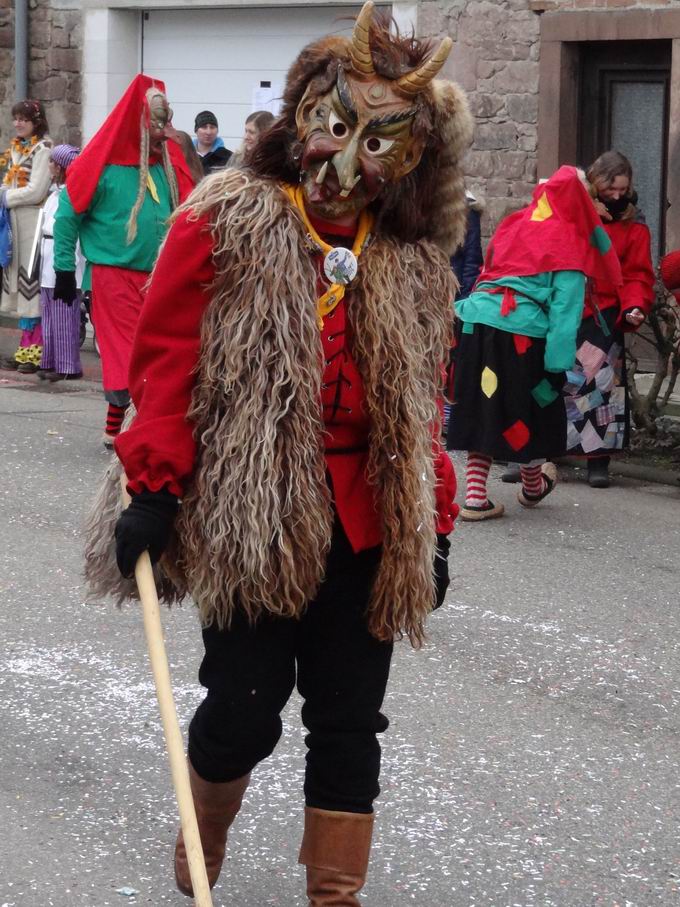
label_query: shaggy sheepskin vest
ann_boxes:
[85,170,456,646]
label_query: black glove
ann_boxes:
[433,533,450,610]
[53,270,78,305]
[115,489,179,578]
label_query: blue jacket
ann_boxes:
[451,201,483,299]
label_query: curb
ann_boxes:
[557,456,680,488]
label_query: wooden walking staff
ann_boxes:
[121,480,213,907]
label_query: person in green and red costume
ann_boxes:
[447,165,623,520]
[53,75,195,447]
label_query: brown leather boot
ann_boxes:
[174,762,250,897]
[299,807,374,906]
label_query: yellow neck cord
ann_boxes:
[283,183,373,327]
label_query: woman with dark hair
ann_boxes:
[0,100,52,372]
[564,150,655,487]
[168,127,206,184]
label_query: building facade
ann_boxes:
[1,0,678,255]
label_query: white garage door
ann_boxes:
[142,6,362,151]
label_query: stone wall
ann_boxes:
[424,0,676,240]
[420,0,541,241]
[0,0,674,234]
[0,0,82,154]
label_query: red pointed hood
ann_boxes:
[66,74,194,213]
[480,166,622,287]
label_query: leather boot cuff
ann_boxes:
[298,807,374,877]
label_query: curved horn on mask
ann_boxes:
[350,1,375,76]
[396,37,453,97]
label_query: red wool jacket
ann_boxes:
[115,211,458,553]
[585,219,655,330]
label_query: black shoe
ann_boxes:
[501,464,522,484]
[36,368,54,380]
[587,458,610,489]
[17,362,40,374]
[47,371,83,382]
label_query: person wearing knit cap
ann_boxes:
[193,110,231,175]
[53,75,195,447]
[35,144,86,382]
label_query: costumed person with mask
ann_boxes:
[564,150,654,488]
[53,75,195,447]
[447,166,623,520]
[85,3,470,901]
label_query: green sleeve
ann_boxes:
[53,187,84,273]
[544,270,586,372]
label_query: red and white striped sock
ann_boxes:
[105,403,127,438]
[465,452,493,508]
[520,464,544,498]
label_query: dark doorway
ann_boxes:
[578,40,670,259]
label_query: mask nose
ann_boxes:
[332,131,362,196]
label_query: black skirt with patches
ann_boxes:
[446,321,567,463]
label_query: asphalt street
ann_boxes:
[1,371,679,907]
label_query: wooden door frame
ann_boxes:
[537,8,680,253]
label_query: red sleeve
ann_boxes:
[434,441,459,534]
[114,211,215,496]
[617,222,655,331]
[433,392,458,534]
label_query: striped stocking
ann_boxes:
[105,403,127,438]
[520,463,544,499]
[465,452,493,508]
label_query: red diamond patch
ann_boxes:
[502,419,530,451]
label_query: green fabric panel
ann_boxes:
[531,378,559,408]
[462,320,475,334]
[590,225,612,255]
[54,164,173,273]
[455,270,584,343]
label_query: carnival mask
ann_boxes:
[295,1,452,220]
[145,88,172,134]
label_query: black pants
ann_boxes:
[188,522,393,814]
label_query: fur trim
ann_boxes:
[83,171,456,646]
[350,236,455,643]
[426,80,474,256]
[175,170,334,628]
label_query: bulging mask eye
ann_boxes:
[328,111,349,139]
[363,136,395,156]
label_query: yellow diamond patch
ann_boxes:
[481,366,498,398]
[530,191,553,222]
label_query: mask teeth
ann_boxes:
[339,174,362,198]
[315,161,329,185]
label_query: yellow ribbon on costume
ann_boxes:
[146,172,160,204]
[283,183,372,327]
